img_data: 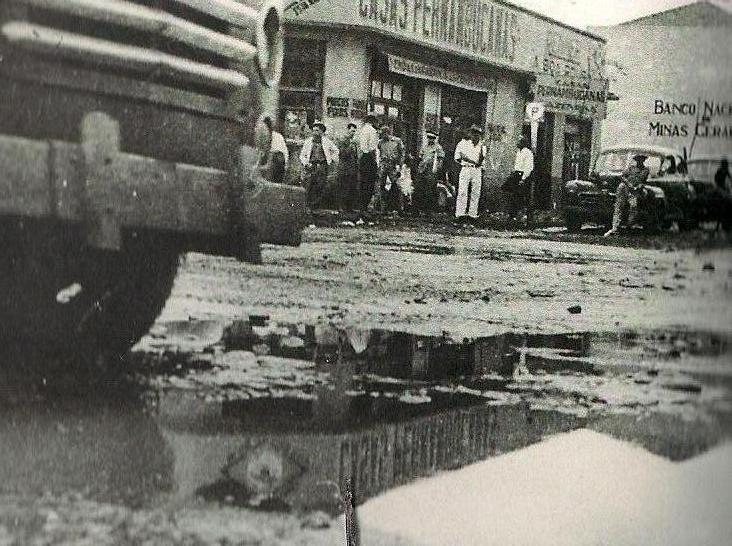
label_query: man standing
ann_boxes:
[373,125,406,214]
[454,124,486,222]
[414,130,445,215]
[604,153,649,237]
[357,114,379,211]
[508,137,534,223]
[337,122,359,211]
[299,120,339,210]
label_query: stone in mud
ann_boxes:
[567,305,582,314]
[528,290,556,298]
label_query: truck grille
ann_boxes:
[1,0,282,102]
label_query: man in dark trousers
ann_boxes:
[337,122,359,210]
[507,137,534,224]
[414,130,445,215]
[299,120,339,210]
[373,125,406,214]
[357,114,379,211]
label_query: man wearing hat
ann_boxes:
[453,124,486,222]
[337,121,360,210]
[299,120,339,210]
[372,125,406,213]
[507,136,535,223]
[357,114,379,211]
[414,129,445,215]
[604,153,650,237]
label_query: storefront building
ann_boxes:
[282,0,610,210]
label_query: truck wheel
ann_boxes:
[0,220,179,372]
[565,213,582,232]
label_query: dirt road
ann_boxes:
[2,225,731,546]
[162,226,732,338]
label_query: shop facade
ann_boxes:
[282,0,610,210]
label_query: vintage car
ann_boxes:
[686,155,732,230]
[562,145,697,232]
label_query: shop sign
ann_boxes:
[324,97,370,119]
[388,54,495,92]
[326,96,350,117]
[541,27,605,80]
[285,0,606,80]
[286,0,533,72]
[533,74,609,119]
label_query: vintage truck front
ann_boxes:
[0,0,308,364]
[0,0,306,253]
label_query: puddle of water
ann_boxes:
[1,321,731,522]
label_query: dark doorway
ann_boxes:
[440,85,487,136]
[562,117,593,182]
[522,115,554,210]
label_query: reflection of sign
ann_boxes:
[525,102,545,122]
[388,54,495,93]
[534,74,608,119]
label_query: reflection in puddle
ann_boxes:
[1,320,731,523]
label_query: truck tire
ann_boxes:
[0,220,179,372]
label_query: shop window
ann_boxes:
[280,38,326,140]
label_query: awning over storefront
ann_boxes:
[387,54,496,93]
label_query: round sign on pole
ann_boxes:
[526,102,545,122]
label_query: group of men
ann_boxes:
[264,115,536,222]
[291,115,407,213]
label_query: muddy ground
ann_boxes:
[162,224,732,337]
[1,223,731,545]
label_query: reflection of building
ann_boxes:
[594,1,732,160]
[282,0,610,210]
[158,394,582,512]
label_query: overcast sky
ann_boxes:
[510,0,731,28]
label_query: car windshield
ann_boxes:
[595,152,629,173]
[595,151,664,177]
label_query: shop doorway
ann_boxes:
[369,77,420,155]
[562,118,593,182]
[522,116,554,210]
[441,85,487,191]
